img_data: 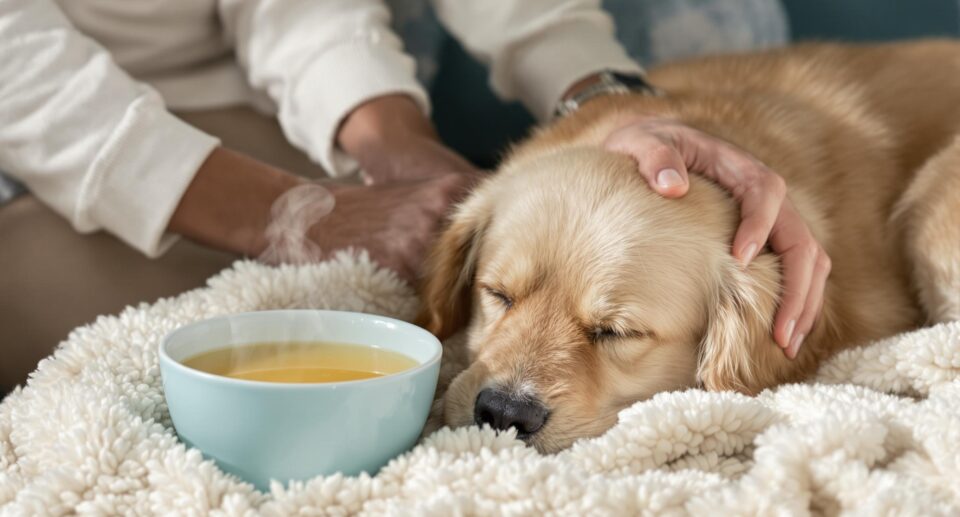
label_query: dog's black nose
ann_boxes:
[474,388,549,438]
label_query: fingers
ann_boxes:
[729,171,787,265]
[788,250,831,358]
[386,203,432,283]
[665,127,784,265]
[769,202,823,356]
[604,124,690,197]
[772,247,813,355]
[610,121,787,266]
[400,172,480,280]
[447,170,486,205]
[602,118,831,358]
[323,176,471,283]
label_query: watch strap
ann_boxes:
[554,71,662,119]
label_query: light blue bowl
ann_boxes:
[158,310,441,490]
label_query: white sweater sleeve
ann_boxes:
[219,0,430,178]
[432,0,643,120]
[0,0,220,256]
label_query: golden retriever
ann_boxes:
[418,40,960,453]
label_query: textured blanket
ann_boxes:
[1,257,959,516]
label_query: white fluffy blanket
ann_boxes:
[2,257,959,516]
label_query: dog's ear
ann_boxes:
[697,254,799,395]
[416,190,491,340]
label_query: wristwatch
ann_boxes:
[553,70,662,119]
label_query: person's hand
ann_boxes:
[338,94,476,184]
[303,173,481,281]
[356,132,477,184]
[327,93,483,279]
[169,147,478,282]
[604,118,831,359]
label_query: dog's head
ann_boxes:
[419,147,794,452]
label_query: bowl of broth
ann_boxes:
[158,310,441,490]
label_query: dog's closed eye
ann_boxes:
[589,326,648,342]
[482,286,514,309]
[591,327,621,341]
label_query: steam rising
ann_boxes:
[258,183,336,265]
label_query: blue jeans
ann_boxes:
[0,0,788,205]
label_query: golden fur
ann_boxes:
[418,40,960,452]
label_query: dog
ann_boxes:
[417,40,960,453]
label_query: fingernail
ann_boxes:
[783,319,796,348]
[788,333,805,359]
[656,168,684,189]
[739,242,758,266]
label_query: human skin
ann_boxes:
[169,80,827,356]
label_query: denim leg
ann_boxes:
[603,0,790,66]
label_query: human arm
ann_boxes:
[218,0,441,181]
[0,0,219,256]
[203,0,477,278]
[336,94,478,183]
[218,0,478,184]
[434,0,830,357]
[167,146,478,281]
[429,0,828,356]
[431,0,642,120]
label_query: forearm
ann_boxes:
[221,0,429,178]
[336,94,476,183]
[337,94,437,165]
[170,96,472,260]
[167,147,306,257]
[0,0,219,255]
[432,0,641,120]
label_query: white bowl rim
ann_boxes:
[158,309,443,390]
